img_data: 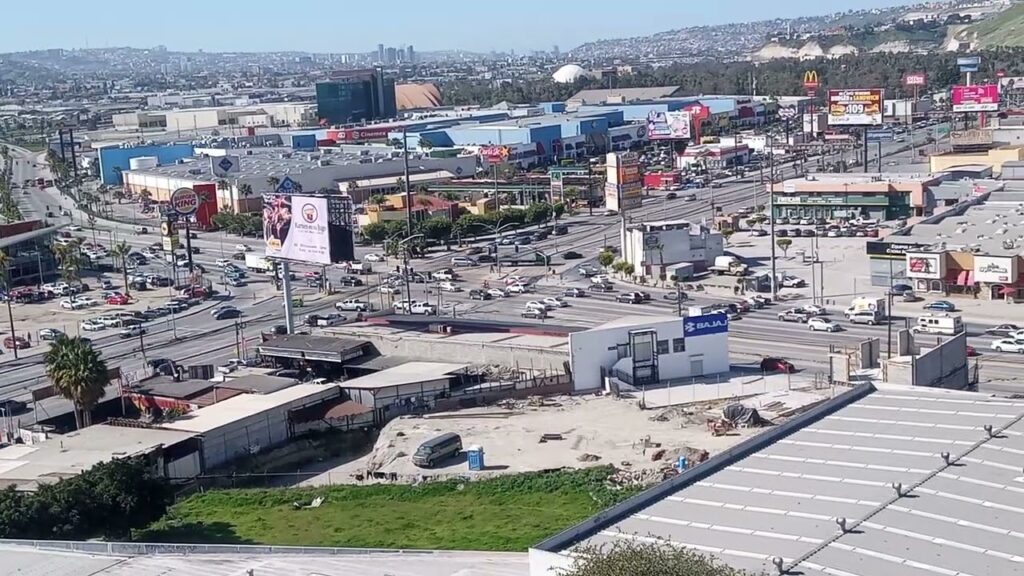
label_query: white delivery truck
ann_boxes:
[845,296,886,319]
[245,254,273,274]
[912,314,964,336]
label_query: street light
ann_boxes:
[479,221,519,272]
[388,232,424,315]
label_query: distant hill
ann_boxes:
[963,2,1024,48]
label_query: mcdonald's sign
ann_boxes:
[803,70,820,96]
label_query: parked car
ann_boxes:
[760,357,796,373]
[0,398,27,415]
[3,336,30,350]
[39,328,64,341]
[105,294,130,305]
[776,229,789,237]
[923,300,956,312]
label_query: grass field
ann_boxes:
[968,3,1024,48]
[138,467,638,551]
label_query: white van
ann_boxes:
[912,314,964,336]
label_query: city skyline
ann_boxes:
[0,0,915,54]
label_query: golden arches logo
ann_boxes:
[803,70,819,88]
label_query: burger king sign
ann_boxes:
[170,187,200,216]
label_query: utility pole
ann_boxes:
[402,128,412,233]
[768,134,778,299]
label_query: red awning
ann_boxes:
[966,271,975,286]
[1001,286,1018,295]
[956,270,969,286]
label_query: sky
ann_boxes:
[0,0,915,54]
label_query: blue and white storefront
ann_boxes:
[568,314,730,392]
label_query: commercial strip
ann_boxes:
[530,384,1024,576]
[620,219,724,280]
[771,172,945,221]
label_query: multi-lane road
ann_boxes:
[3,130,1019,405]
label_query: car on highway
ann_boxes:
[216,258,233,267]
[681,194,697,201]
[210,305,239,317]
[616,292,645,304]
[589,282,614,293]
[337,276,364,287]
[451,256,478,267]
[379,284,400,294]
[848,310,883,326]
[562,288,587,298]
[226,277,247,287]
[807,317,840,332]
[67,224,82,232]
[985,324,1021,337]
[105,294,130,305]
[990,339,1024,353]
[337,299,371,312]
[800,304,827,316]
[165,300,189,313]
[525,300,549,311]
[39,328,64,341]
[119,326,146,339]
[232,252,247,261]
[306,313,346,327]
[543,297,568,308]
[410,302,436,315]
[80,319,105,332]
[438,281,461,292]
[923,300,956,312]
[777,309,810,323]
[3,336,30,350]
[577,265,601,277]
[522,307,549,319]
[214,308,242,320]
[603,209,618,217]
[780,276,806,288]
[468,289,491,301]
[590,274,612,284]
[507,283,530,294]
[760,357,796,374]
[562,250,583,260]
[235,244,251,252]
[486,288,509,299]
[364,253,385,262]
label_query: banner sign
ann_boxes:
[951,84,999,112]
[827,89,884,126]
[683,313,729,338]
[647,110,691,140]
[263,194,331,265]
[904,73,927,87]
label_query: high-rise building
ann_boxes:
[316,68,397,125]
[406,45,415,64]
[377,44,385,63]
[553,45,560,58]
[385,47,398,65]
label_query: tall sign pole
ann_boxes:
[169,187,200,274]
[803,70,820,139]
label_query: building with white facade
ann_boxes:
[112,104,316,132]
[569,314,730,392]
[622,219,724,279]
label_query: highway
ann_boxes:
[3,129,1019,404]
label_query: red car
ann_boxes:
[106,294,130,305]
[967,345,979,357]
[3,336,30,350]
[760,357,796,373]
[179,286,208,299]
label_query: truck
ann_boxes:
[245,254,273,273]
[844,296,886,319]
[708,255,748,276]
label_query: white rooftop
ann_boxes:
[341,362,468,390]
[158,384,338,433]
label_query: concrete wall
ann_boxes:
[914,332,969,390]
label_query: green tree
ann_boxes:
[552,202,566,221]
[598,250,615,269]
[266,176,280,192]
[361,221,389,244]
[776,237,793,258]
[720,227,735,246]
[370,194,389,210]
[44,336,109,429]
[562,540,752,576]
[525,202,553,225]
[138,188,153,204]
[418,216,453,244]
[109,240,133,297]
[238,182,254,198]
[52,240,83,283]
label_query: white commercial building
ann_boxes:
[112,104,316,132]
[622,219,724,279]
[569,314,730,392]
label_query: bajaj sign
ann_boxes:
[683,313,729,338]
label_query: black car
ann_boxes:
[562,251,583,260]
[469,289,491,300]
[214,308,241,320]
[476,254,495,263]
[888,283,914,296]
[338,276,364,287]
[554,225,569,236]
[776,229,789,237]
[232,252,247,261]
[0,398,27,415]
[589,282,614,293]
[562,287,587,298]
[801,229,816,237]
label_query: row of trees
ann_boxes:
[211,209,262,236]
[441,47,1024,108]
[0,457,173,539]
[0,145,21,222]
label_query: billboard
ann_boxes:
[647,110,691,140]
[683,313,729,338]
[951,85,999,112]
[479,145,510,163]
[263,195,331,265]
[956,56,981,73]
[906,253,944,280]
[827,89,883,126]
[803,70,820,97]
[328,126,393,142]
[974,256,1017,283]
[605,152,642,212]
[904,73,927,87]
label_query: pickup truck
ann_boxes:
[777,309,811,323]
[336,299,370,312]
[708,262,749,276]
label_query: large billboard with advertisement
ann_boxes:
[906,253,944,280]
[605,152,641,211]
[479,145,510,164]
[646,110,691,140]
[974,256,1017,283]
[951,85,999,112]
[827,89,884,126]
[904,73,927,87]
[263,194,331,265]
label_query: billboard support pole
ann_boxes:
[281,261,295,334]
[863,129,869,173]
[402,128,412,233]
[768,135,778,300]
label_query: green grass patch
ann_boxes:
[138,466,638,551]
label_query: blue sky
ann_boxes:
[2,0,913,54]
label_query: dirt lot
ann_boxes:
[302,394,764,486]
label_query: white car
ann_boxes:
[235,244,251,252]
[216,258,232,267]
[336,299,370,312]
[504,275,527,285]
[487,288,508,299]
[808,317,840,332]
[451,256,478,267]
[991,339,1024,353]
[67,224,83,231]
[802,304,827,316]
[393,299,419,312]
[60,298,91,310]
[364,253,385,262]
[543,297,568,308]
[314,313,347,327]
[80,319,105,332]
[432,270,456,281]
[525,300,550,311]
[781,276,806,288]
[379,285,400,294]
[590,274,611,284]
[507,283,529,294]
[96,315,123,328]
[438,281,461,292]
[119,326,146,339]
[43,282,70,295]
[1007,329,1024,340]
[410,302,436,315]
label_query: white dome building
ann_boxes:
[552,64,589,84]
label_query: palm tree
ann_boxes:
[45,336,108,429]
[266,176,280,192]
[395,177,406,195]
[440,191,460,203]
[110,241,132,297]
[370,194,388,211]
[0,250,17,359]
[52,240,82,284]
[238,183,254,198]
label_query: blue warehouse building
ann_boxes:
[98,143,194,185]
